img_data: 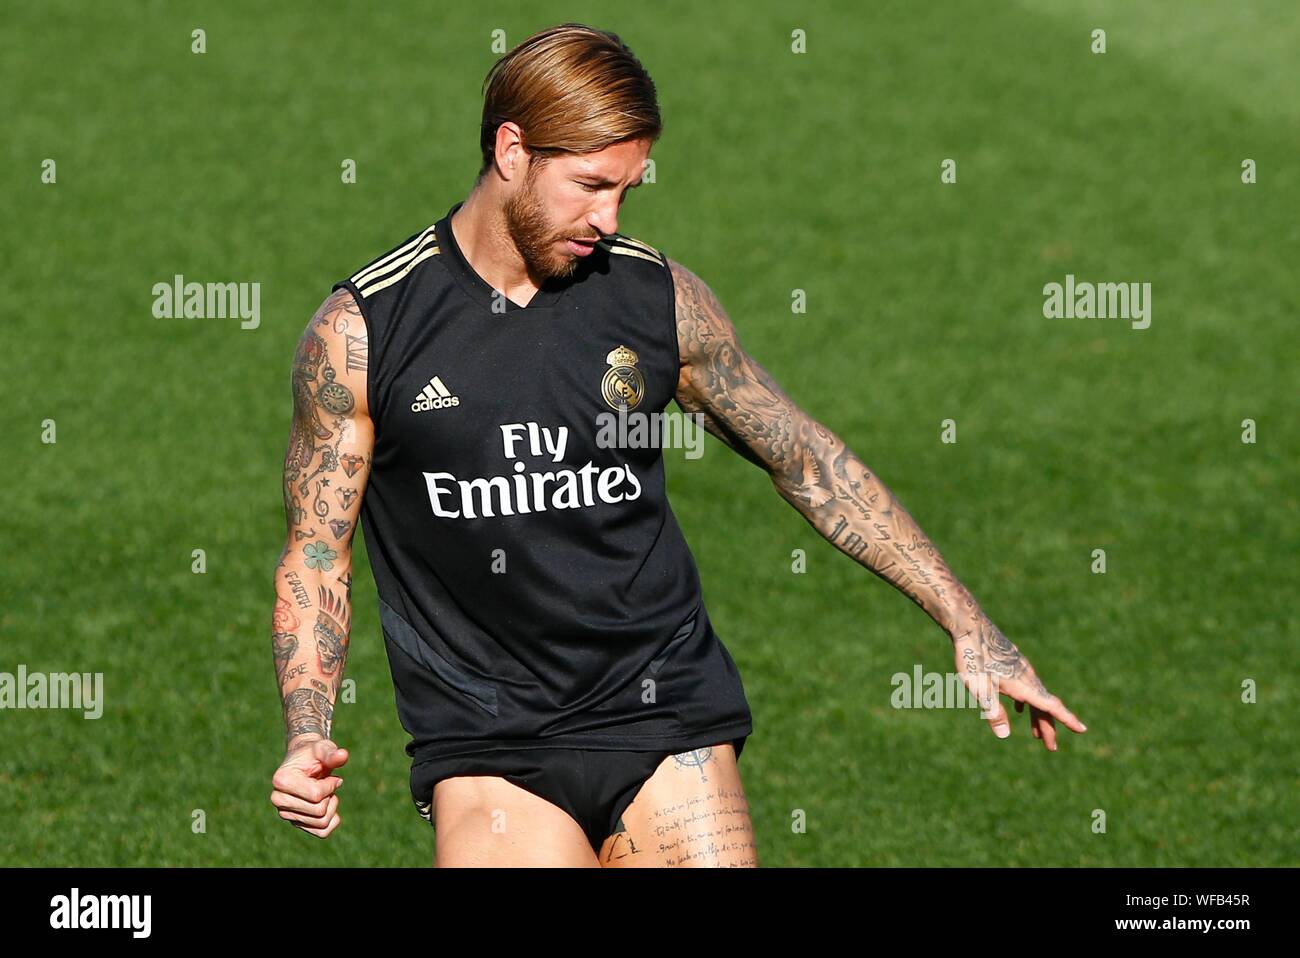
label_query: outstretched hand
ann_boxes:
[952,615,1087,751]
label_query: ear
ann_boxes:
[494,121,529,182]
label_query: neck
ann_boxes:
[450,187,545,304]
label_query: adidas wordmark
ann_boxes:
[412,375,461,412]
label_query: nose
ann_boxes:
[587,196,621,239]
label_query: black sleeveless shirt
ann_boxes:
[333,201,752,765]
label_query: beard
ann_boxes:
[501,164,581,282]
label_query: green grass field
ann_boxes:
[2,0,1295,866]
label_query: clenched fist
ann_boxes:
[270,735,349,837]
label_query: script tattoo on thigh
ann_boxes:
[647,785,758,867]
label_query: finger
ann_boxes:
[1038,694,1087,733]
[299,813,342,839]
[276,773,340,804]
[280,794,339,830]
[290,776,334,803]
[967,673,1011,739]
[1003,678,1088,734]
[292,793,339,828]
[270,789,331,818]
[1015,700,1025,714]
[303,776,343,802]
[962,668,997,713]
[982,698,1011,739]
[313,740,349,770]
[1038,712,1059,751]
[281,808,332,830]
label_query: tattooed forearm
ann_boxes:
[271,596,304,684]
[273,545,355,741]
[810,441,975,633]
[283,688,334,747]
[670,258,986,640]
[787,439,985,638]
[272,287,374,751]
[314,584,351,695]
[271,597,300,685]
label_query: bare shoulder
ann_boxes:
[292,287,370,421]
[666,257,742,372]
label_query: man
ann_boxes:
[268,23,1086,868]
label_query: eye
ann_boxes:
[577,181,599,192]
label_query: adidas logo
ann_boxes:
[411,375,461,412]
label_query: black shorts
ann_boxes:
[412,733,749,855]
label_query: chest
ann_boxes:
[374,292,679,472]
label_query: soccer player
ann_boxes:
[268,23,1086,867]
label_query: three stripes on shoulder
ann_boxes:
[349,225,664,300]
[596,234,662,265]
[350,224,440,299]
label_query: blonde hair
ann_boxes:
[477,23,662,180]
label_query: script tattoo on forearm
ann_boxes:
[671,259,984,638]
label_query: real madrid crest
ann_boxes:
[601,344,645,410]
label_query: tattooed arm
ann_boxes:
[268,287,373,836]
[668,259,1086,750]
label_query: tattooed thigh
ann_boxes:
[598,743,758,868]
